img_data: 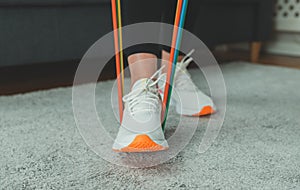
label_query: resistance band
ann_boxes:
[162,0,189,130]
[116,0,125,93]
[111,0,188,126]
[111,0,125,122]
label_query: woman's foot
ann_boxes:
[113,70,168,152]
[159,50,216,116]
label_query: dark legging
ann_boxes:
[122,0,201,58]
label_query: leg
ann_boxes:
[250,41,262,63]
[121,0,165,85]
[160,0,196,72]
[161,50,184,73]
[128,53,157,88]
[157,0,216,117]
[113,51,169,152]
[113,0,169,153]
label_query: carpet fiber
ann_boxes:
[1,62,300,189]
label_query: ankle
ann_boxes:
[161,50,184,73]
[128,53,157,87]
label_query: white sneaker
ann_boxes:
[159,50,216,116]
[113,69,169,152]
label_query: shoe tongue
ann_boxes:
[130,78,159,120]
[132,78,153,90]
[158,74,166,89]
[176,61,187,74]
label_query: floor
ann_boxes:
[214,49,300,69]
[0,59,116,95]
[1,62,300,189]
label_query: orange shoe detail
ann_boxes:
[193,106,215,117]
[115,135,167,153]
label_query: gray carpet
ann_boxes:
[1,62,300,189]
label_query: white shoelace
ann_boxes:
[123,67,166,115]
[175,49,199,91]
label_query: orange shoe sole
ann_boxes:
[113,134,168,153]
[192,106,215,117]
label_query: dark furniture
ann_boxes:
[192,0,274,62]
[0,0,274,67]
